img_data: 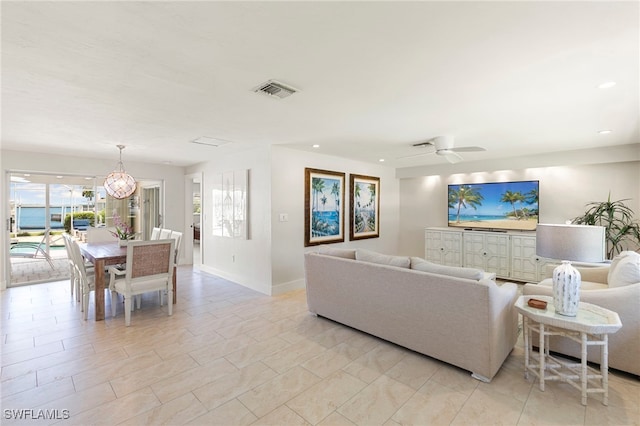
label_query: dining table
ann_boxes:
[79,241,127,321]
[79,241,178,321]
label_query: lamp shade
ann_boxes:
[104,171,137,199]
[536,224,606,262]
[103,144,137,200]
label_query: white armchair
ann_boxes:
[523,251,640,376]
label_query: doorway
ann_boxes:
[142,186,161,240]
[185,173,202,267]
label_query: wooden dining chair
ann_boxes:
[108,239,175,326]
[61,233,77,298]
[63,233,97,303]
[86,226,118,243]
[150,227,162,240]
[162,230,182,305]
[67,237,101,320]
[158,228,172,240]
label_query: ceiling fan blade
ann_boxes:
[437,150,464,163]
[397,143,436,159]
[396,149,435,160]
[450,146,486,153]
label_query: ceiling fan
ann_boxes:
[400,135,486,164]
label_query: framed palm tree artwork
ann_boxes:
[350,174,380,240]
[304,168,345,247]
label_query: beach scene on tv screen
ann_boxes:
[448,181,539,231]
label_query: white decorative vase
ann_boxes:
[552,260,581,316]
[119,239,128,247]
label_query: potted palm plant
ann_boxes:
[572,194,640,259]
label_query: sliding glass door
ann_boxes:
[7,172,163,287]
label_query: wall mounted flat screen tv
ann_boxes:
[448,180,539,231]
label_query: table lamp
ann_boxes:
[536,224,606,316]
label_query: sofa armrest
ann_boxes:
[543,264,609,284]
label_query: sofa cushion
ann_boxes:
[538,277,609,291]
[318,245,356,259]
[355,249,410,269]
[410,257,484,281]
[608,251,640,288]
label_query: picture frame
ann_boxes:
[304,168,345,247]
[350,174,380,240]
[212,169,249,239]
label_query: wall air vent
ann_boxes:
[253,80,298,99]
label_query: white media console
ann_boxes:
[424,227,548,282]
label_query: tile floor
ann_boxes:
[1,267,639,425]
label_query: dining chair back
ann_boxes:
[170,231,182,263]
[109,239,175,326]
[158,229,172,239]
[61,233,76,297]
[86,227,118,243]
[68,237,97,320]
[150,227,162,240]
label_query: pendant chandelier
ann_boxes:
[104,145,137,199]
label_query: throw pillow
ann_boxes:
[318,245,356,259]
[410,257,485,281]
[607,251,640,288]
[355,249,411,269]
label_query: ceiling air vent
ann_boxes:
[253,80,298,99]
[190,137,231,147]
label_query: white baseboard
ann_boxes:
[197,265,271,295]
[271,278,305,296]
[197,265,304,297]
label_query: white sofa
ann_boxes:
[304,248,519,382]
[523,251,640,377]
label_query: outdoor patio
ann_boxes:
[9,235,71,286]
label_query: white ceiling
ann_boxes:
[2,1,638,169]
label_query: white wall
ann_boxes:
[185,145,400,296]
[1,149,186,290]
[270,146,400,294]
[399,159,640,257]
[185,145,274,295]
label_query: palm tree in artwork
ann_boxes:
[450,185,484,223]
[321,195,327,210]
[525,188,539,206]
[331,182,340,212]
[501,191,525,219]
[312,178,325,212]
[368,184,376,207]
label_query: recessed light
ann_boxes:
[312,144,320,148]
[56,176,63,179]
[163,161,172,165]
[379,159,385,162]
[598,81,616,89]
[598,129,613,134]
